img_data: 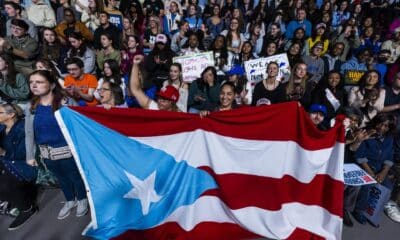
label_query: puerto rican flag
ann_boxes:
[55,102,345,240]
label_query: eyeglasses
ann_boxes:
[67,67,80,71]
[97,88,111,92]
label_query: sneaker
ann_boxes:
[384,200,400,223]
[8,206,37,231]
[76,199,88,217]
[57,201,76,220]
[0,201,8,215]
[7,208,20,217]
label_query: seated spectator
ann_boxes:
[180,31,202,55]
[245,21,264,56]
[220,18,246,56]
[26,70,88,220]
[39,27,66,73]
[206,4,225,38]
[93,11,121,50]
[66,32,96,74]
[0,19,38,76]
[284,27,307,56]
[163,0,183,37]
[333,24,361,62]
[4,1,38,40]
[56,0,81,24]
[142,0,164,17]
[286,41,304,67]
[305,23,329,56]
[0,53,30,104]
[235,41,256,65]
[64,57,98,106]
[171,20,189,54]
[103,0,124,30]
[352,113,396,225]
[142,16,162,54]
[261,41,279,58]
[340,48,371,86]
[252,62,286,106]
[129,55,180,111]
[348,70,385,127]
[331,0,350,32]
[26,0,56,28]
[285,8,312,39]
[96,32,121,73]
[79,0,102,33]
[120,35,143,76]
[322,42,345,75]
[264,23,284,52]
[33,58,64,87]
[302,41,326,84]
[185,4,202,31]
[55,7,93,45]
[188,66,220,113]
[0,103,37,230]
[210,35,229,75]
[381,27,400,64]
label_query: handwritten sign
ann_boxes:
[173,52,214,82]
[244,53,291,84]
[344,164,376,186]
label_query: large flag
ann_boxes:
[55,102,345,240]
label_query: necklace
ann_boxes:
[264,79,277,91]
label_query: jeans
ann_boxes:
[44,158,86,201]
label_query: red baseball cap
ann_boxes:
[157,86,180,102]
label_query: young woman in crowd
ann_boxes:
[39,28,66,72]
[142,16,162,53]
[162,63,188,112]
[225,65,251,105]
[206,4,225,38]
[236,41,256,64]
[264,23,284,51]
[284,62,313,108]
[121,17,136,45]
[97,81,125,109]
[284,27,307,56]
[0,103,37,230]
[221,18,246,56]
[80,0,103,33]
[0,54,30,104]
[312,71,347,122]
[129,55,180,112]
[305,23,330,56]
[210,35,229,76]
[286,41,304,66]
[261,41,279,57]
[245,21,264,56]
[188,66,220,113]
[34,59,65,87]
[26,70,88,220]
[252,62,286,106]
[348,70,385,127]
[199,81,238,117]
[96,33,121,73]
[120,35,143,76]
[94,59,126,102]
[66,32,96,74]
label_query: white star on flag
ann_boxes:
[123,170,163,215]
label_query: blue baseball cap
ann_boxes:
[309,104,327,116]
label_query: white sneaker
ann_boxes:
[384,200,400,223]
[58,201,76,220]
[76,199,88,217]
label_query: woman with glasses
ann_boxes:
[0,103,38,230]
[97,81,126,109]
[26,70,88,220]
[94,59,126,103]
[0,53,30,104]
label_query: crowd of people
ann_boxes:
[0,0,400,232]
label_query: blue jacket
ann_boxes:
[0,120,37,182]
[285,20,312,39]
[355,135,394,173]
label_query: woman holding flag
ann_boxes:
[25,70,88,220]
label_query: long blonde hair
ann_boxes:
[286,63,308,96]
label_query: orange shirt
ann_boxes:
[64,73,98,106]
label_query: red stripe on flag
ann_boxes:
[111,222,327,240]
[71,102,345,150]
[200,167,344,217]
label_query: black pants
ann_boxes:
[0,166,37,211]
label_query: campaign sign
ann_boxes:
[244,53,291,84]
[363,184,391,226]
[173,52,214,82]
[344,164,376,186]
[344,70,366,85]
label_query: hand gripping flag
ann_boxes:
[55,102,345,240]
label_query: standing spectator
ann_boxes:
[104,0,124,30]
[285,8,312,39]
[80,0,103,33]
[185,4,203,31]
[93,11,121,50]
[64,57,98,106]
[0,19,38,76]
[26,70,88,220]
[4,1,38,40]
[0,103,37,230]
[334,24,361,61]
[284,62,313,108]
[120,35,142,76]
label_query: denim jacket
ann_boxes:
[0,120,37,182]
[355,135,394,173]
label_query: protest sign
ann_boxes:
[244,53,291,84]
[343,164,376,186]
[344,70,366,85]
[173,52,215,82]
[363,184,391,227]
